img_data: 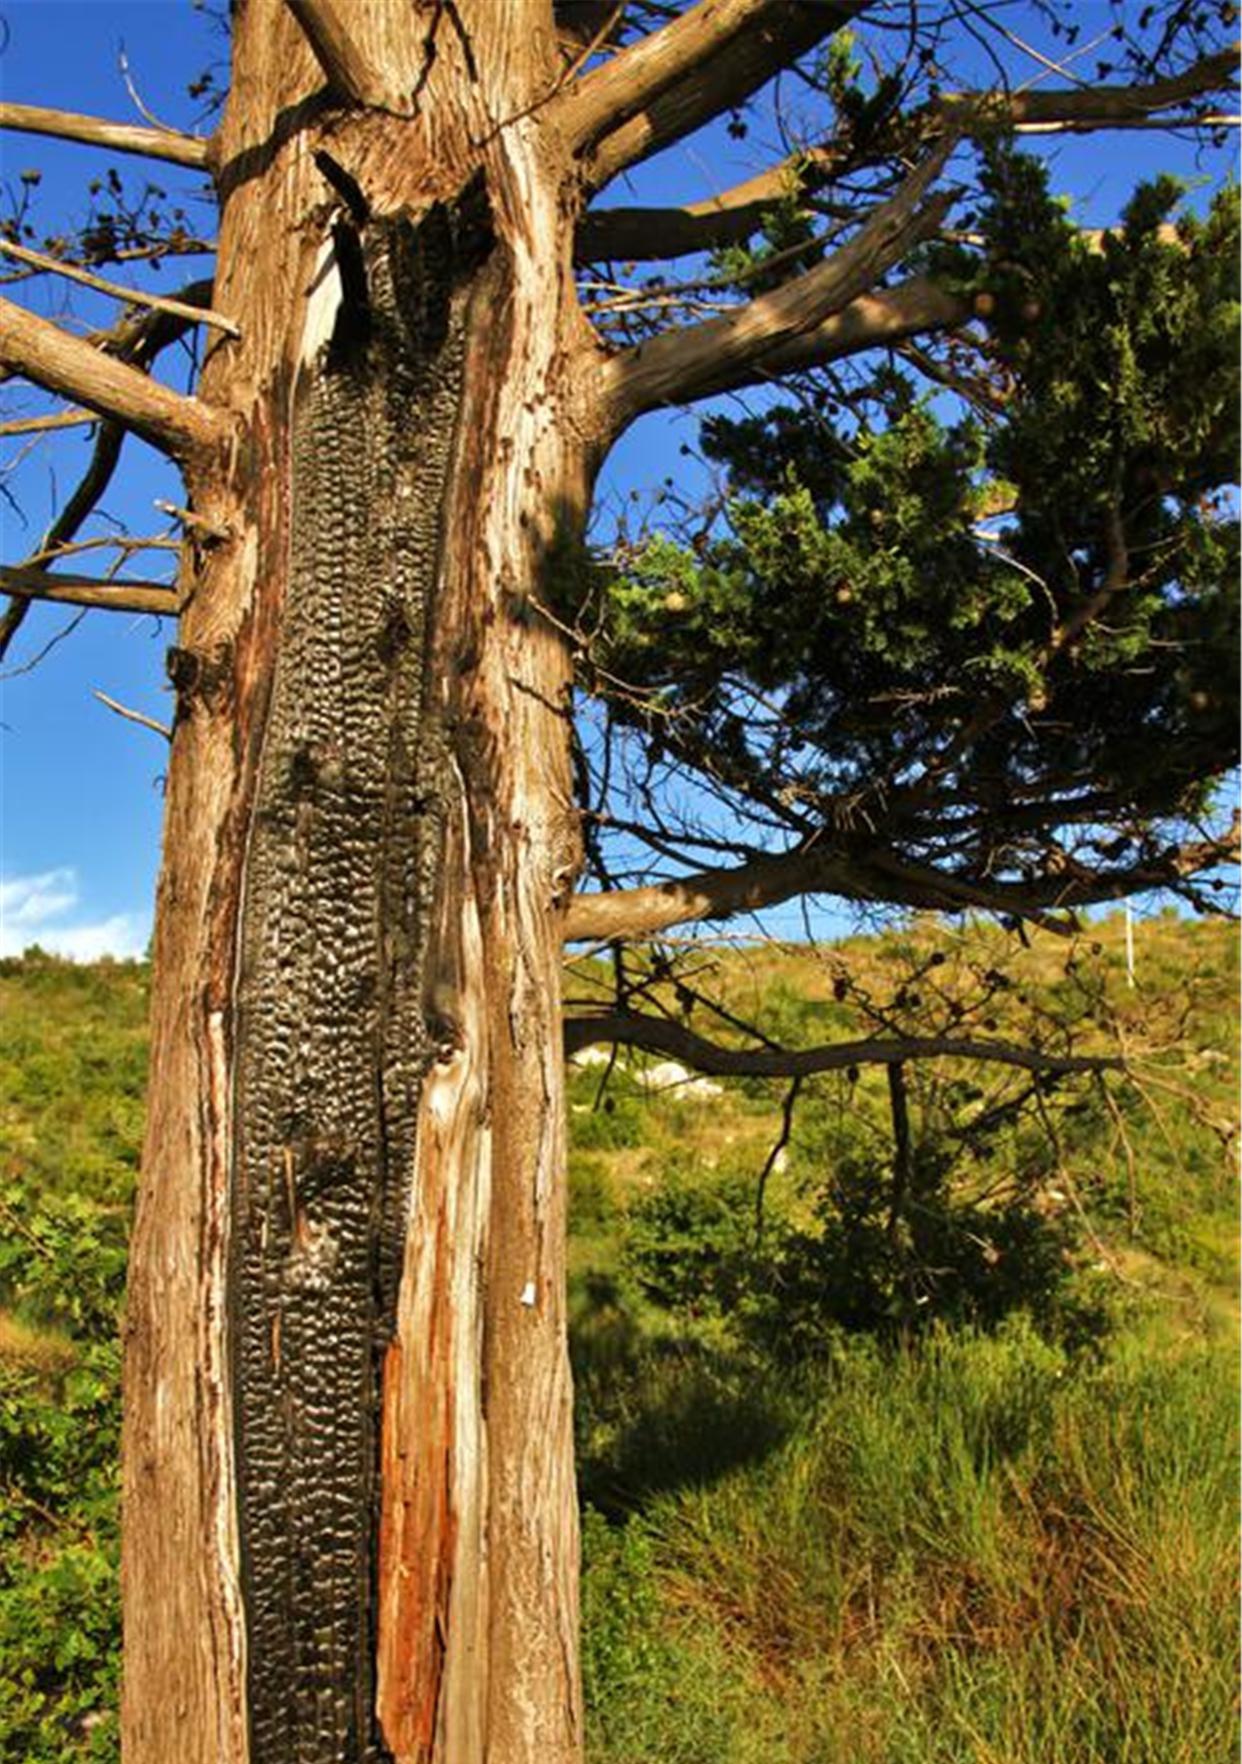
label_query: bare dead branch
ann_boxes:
[666,271,968,400]
[563,1008,1124,1080]
[0,408,95,438]
[0,296,231,460]
[948,45,1239,134]
[570,0,864,189]
[576,46,1236,262]
[562,831,1075,943]
[601,147,954,429]
[1,282,213,660]
[755,1075,801,1245]
[93,689,173,741]
[0,239,239,338]
[562,0,838,150]
[0,563,179,616]
[563,810,1238,946]
[577,142,842,262]
[0,101,210,169]
[565,847,860,943]
[0,418,126,662]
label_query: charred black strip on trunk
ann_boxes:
[313,149,372,227]
[230,192,492,1764]
[326,220,372,363]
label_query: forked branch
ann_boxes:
[282,0,408,107]
[578,146,839,262]
[0,297,230,461]
[601,147,954,428]
[578,46,1238,261]
[657,272,968,400]
[0,101,210,169]
[564,1009,1124,1080]
[562,848,1056,944]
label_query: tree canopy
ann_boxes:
[573,151,1238,940]
[0,7,1238,1761]
[2,4,1237,966]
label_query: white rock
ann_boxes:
[568,1046,613,1068]
[640,1060,723,1099]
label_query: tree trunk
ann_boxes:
[121,7,598,1759]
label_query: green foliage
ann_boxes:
[0,927,1235,1759]
[0,1350,121,1763]
[0,954,148,1214]
[756,1150,1107,1356]
[0,955,143,1764]
[581,1507,747,1764]
[588,161,1239,873]
[619,1138,1107,1360]
[623,1166,756,1314]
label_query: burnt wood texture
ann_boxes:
[230,202,486,1764]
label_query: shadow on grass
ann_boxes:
[571,1270,798,1520]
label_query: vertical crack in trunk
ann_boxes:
[229,199,488,1764]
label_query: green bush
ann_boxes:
[0,1336,121,1763]
[753,1147,1110,1358]
[621,1139,1109,1362]
[0,1182,126,1762]
[624,1168,756,1315]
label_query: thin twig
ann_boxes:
[755,1075,802,1248]
[0,237,239,337]
[0,407,95,437]
[93,688,172,741]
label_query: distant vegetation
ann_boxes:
[1,914,1237,1761]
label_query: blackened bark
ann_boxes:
[229,201,489,1763]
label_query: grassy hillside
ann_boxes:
[0,915,1236,1761]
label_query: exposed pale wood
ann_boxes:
[94,688,174,739]
[0,237,239,337]
[123,6,587,1763]
[727,273,968,386]
[0,296,230,459]
[0,562,178,613]
[0,100,209,167]
[602,148,953,428]
[564,1009,1125,1078]
[944,44,1239,131]
[561,0,837,152]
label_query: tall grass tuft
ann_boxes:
[583,1323,1239,1764]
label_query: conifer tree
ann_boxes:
[0,5,1235,1759]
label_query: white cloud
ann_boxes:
[0,869,150,961]
[0,867,79,928]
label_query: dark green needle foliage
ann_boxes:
[590,155,1238,892]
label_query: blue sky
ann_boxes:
[0,3,1232,956]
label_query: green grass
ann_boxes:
[582,1326,1239,1764]
[0,915,1236,1760]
